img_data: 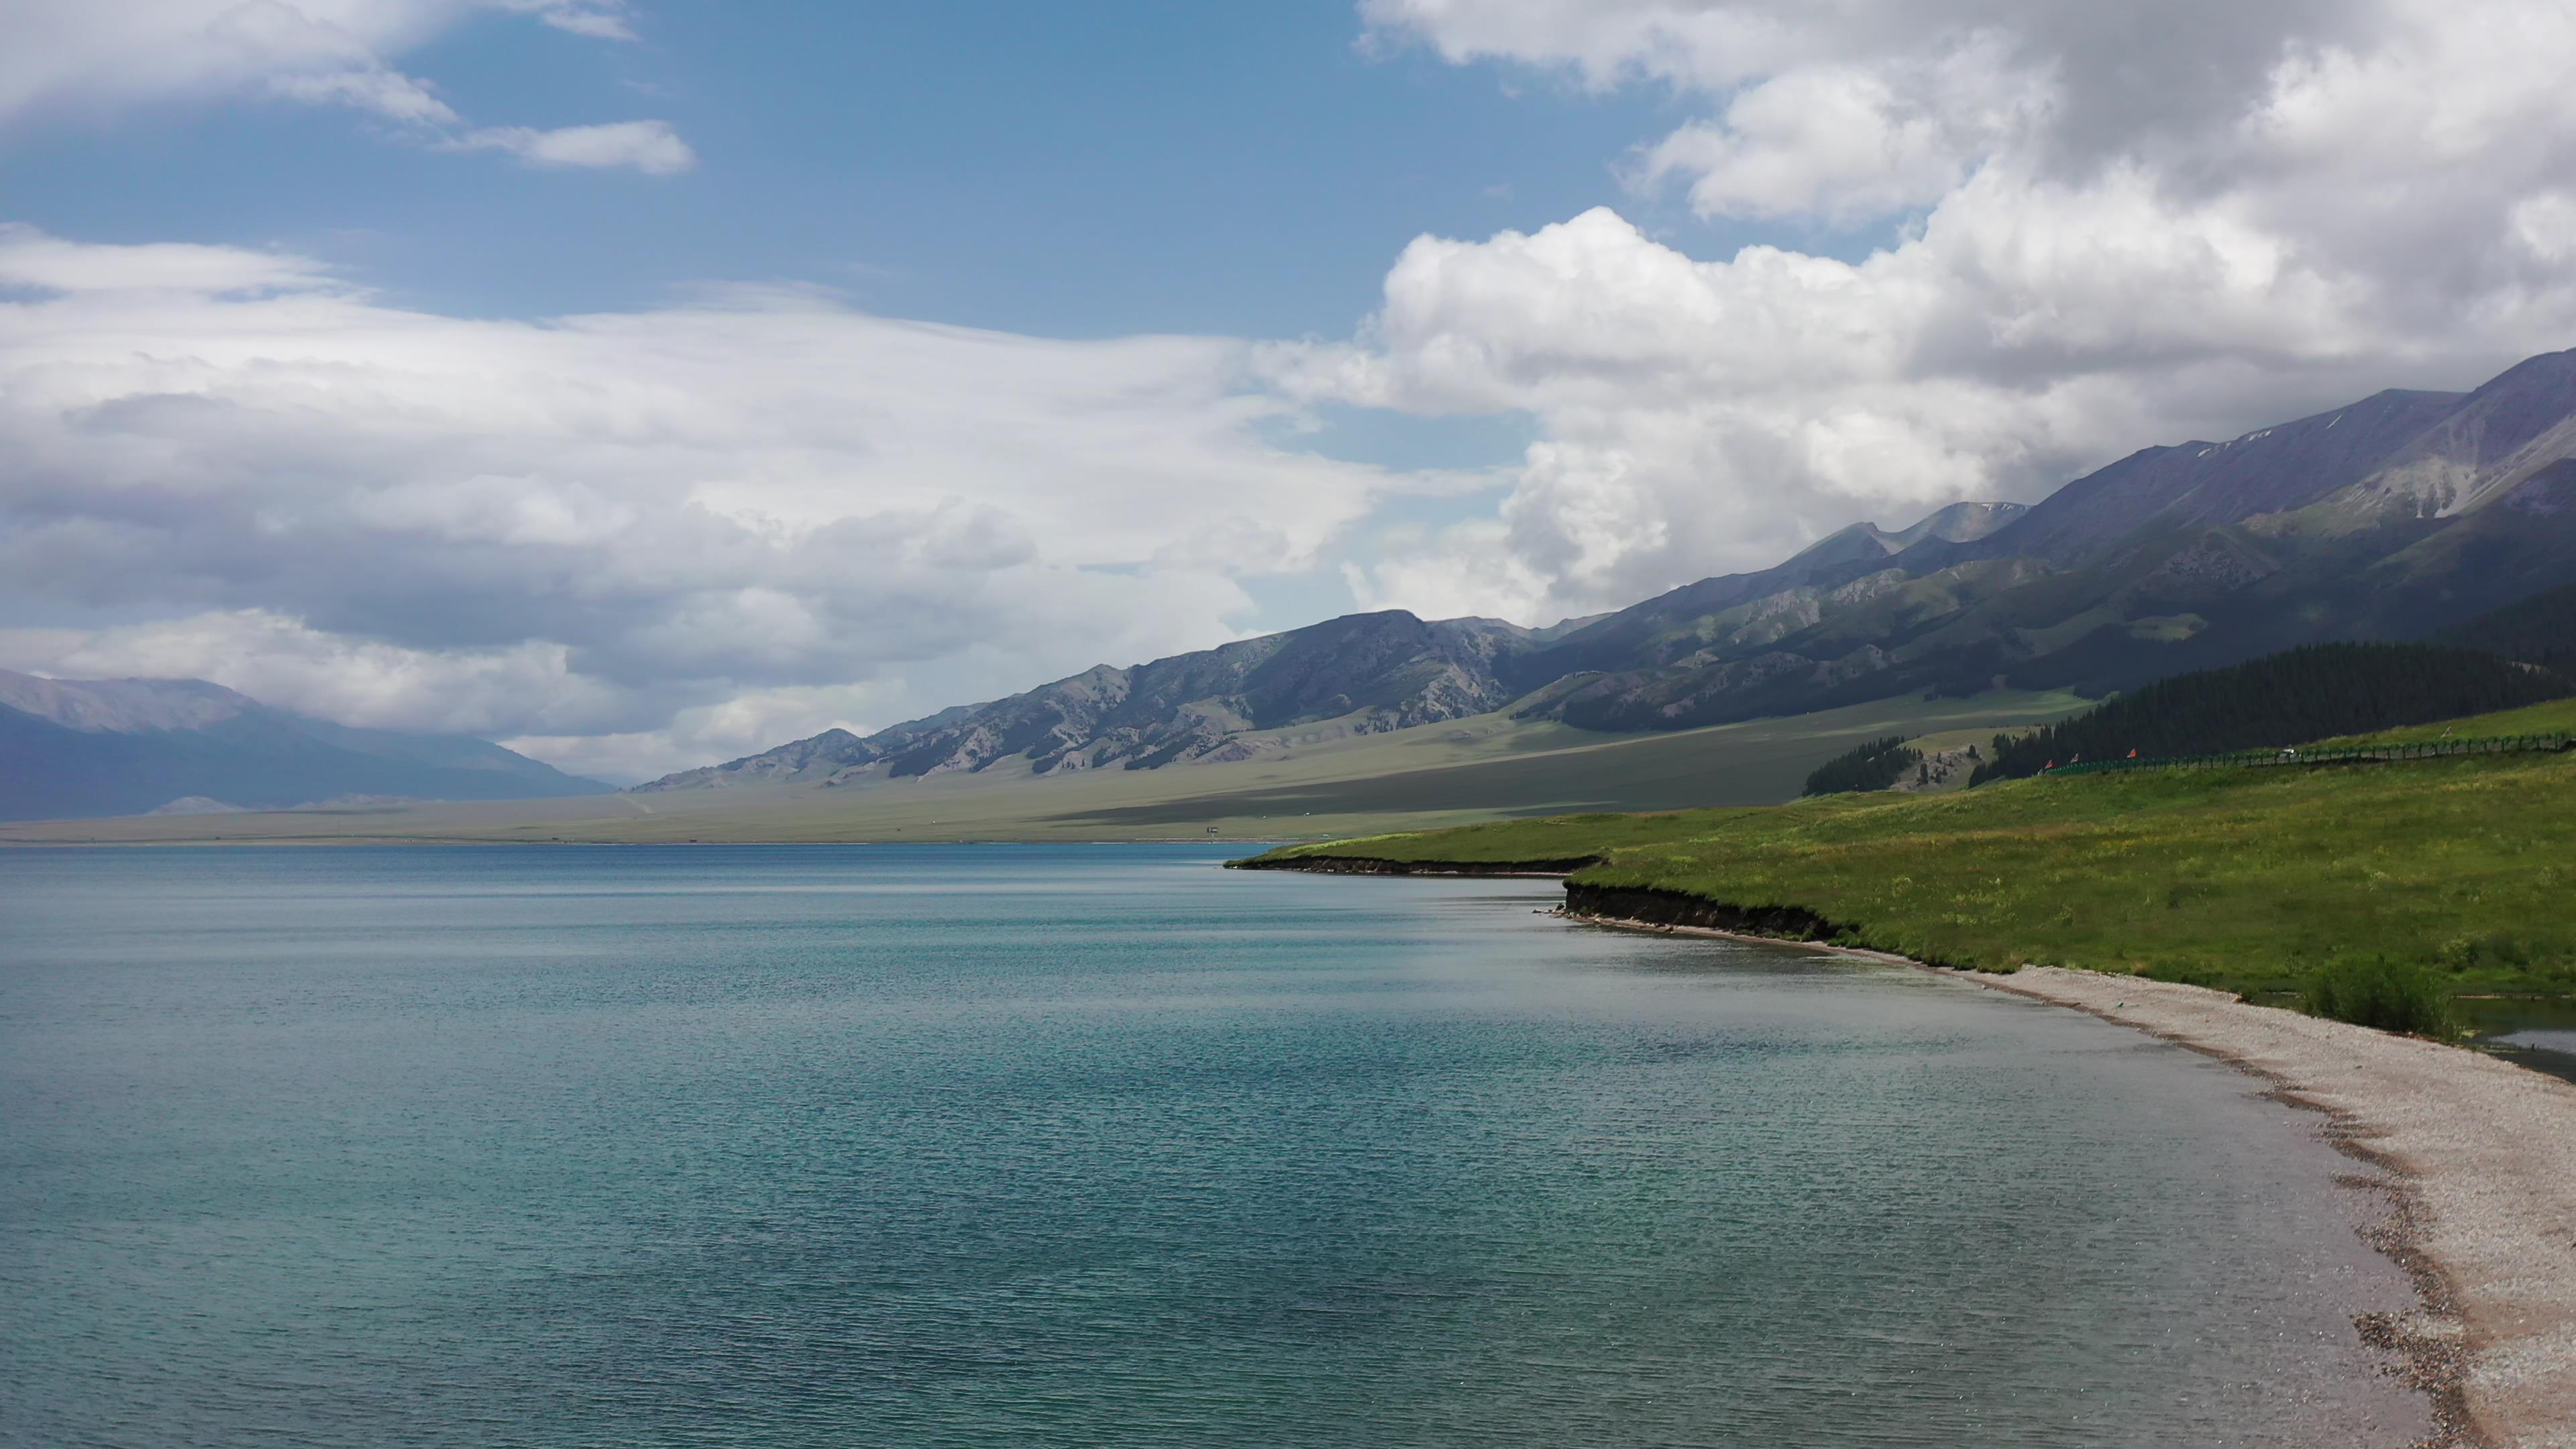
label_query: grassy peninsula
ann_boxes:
[1242,712,2576,1003]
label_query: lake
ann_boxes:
[0,844,2426,1446]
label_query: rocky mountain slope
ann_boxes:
[641,347,2576,791]
[1518,347,2576,729]
[635,613,1534,788]
[0,672,611,822]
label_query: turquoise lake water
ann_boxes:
[1,845,2426,1446]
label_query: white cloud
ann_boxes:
[503,680,914,784]
[1360,0,1793,93]
[1300,0,2576,621]
[0,223,332,294]
[458,119,695,174]
[1358,1,2434,224]
[1340,519,1554,625]
[265,63,460,126]
[0,610,616,737]
[1629,39,2044,223]
[2514,193,2576,265]
[0,227,1447,780]
[0,610,914,783]
[0,0,683,173]
[496,0,637,42]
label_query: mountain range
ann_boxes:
[643,346,2576,792]
[11,349,2572,821]
[0,671,610,822]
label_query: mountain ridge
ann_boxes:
[640,346,2576,794]
[633,612,1532,790]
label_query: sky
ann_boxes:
[4,1,2576,782]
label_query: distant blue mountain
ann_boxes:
[0,670,611,822]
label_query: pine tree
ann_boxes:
[1803,737,1923,796]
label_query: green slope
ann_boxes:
[2316,696,2576,747]
[1246,720,2576,1002]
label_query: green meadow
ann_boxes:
[1248,706,2576,1004]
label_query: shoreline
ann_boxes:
[1557,905,2576,1448]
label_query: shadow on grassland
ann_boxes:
[1044,708,1968,827]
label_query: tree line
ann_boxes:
[2443,580,2576,675]
[1968,642,2574,786]
[1803,736,1923,796]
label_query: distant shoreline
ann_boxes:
[1554,904,2574,1448]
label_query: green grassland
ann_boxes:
[0,689,2084,846]
[1250,706,2576,1002]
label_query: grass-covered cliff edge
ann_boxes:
[1235,700,2576,1004]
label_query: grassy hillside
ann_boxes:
[0,690,2084,845]
[2315,696,2576,747]
[1972,641,2572,784]
[1246,743,2576,1002]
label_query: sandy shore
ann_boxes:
[1566,908,2576,1447]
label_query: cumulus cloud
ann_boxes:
[0,228,1447,780]
[1361,0,2373,180]
[0,0,686,174]
[1297,0,2576,621]
[1629,39,2042,223]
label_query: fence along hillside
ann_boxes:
[2043,731,2575,777]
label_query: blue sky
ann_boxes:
[3,4,1752,343]
[3,0,2570,778]
[0,1,1721,652]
